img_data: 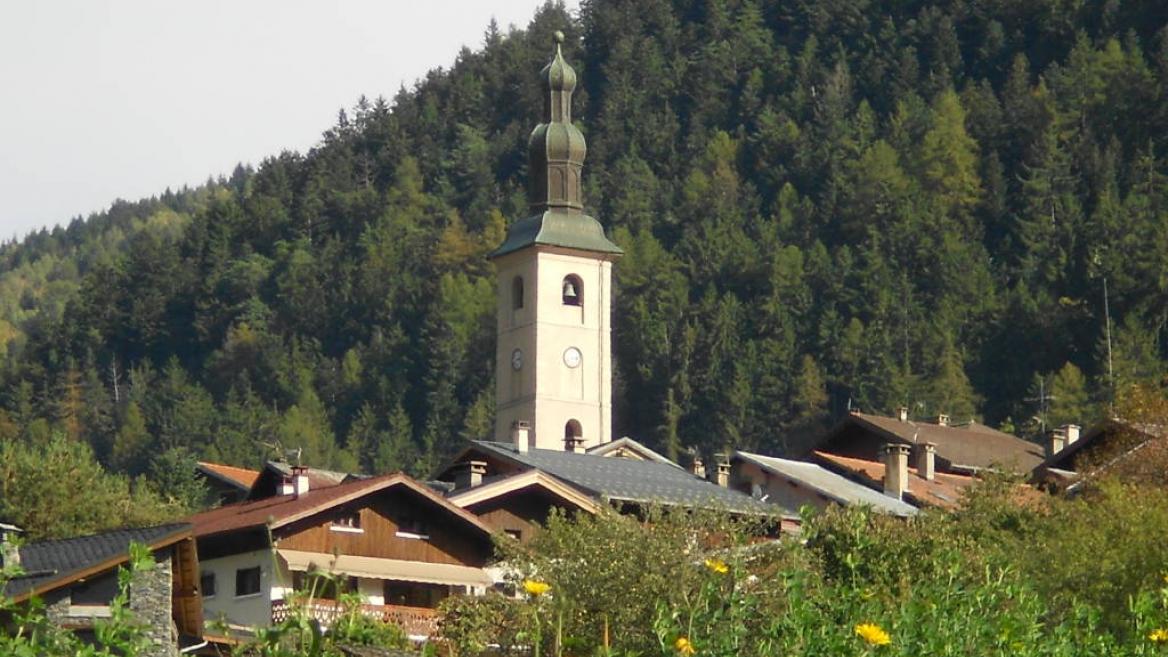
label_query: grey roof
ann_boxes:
[585,436,681,467]
[468,441,777,516]
[734,451,917,517]
[3,523,191,599]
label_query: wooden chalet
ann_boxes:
[446,468,599,544]
[187,470,495,639]
[811,409,1045,474]
[1033,420,1168,491]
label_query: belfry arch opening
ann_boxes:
[562,275,583,307]
[512,276,524,310]
[564,419,583,452]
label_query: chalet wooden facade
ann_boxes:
[187,471,495,638]
[447,469,599,544]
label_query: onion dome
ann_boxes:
[528,31,587,212]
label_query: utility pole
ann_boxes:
[1104,276,1115,417]
[1026,378,1056,435]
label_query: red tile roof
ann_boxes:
[813,451,976,509]
[188,473,494,539]
[197,462,261,490]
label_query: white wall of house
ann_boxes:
[200,548,290,629]
[736,462,832,513]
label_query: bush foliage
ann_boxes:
[441,483,1168,657]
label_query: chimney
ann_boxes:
[896,406,909,422]
[712,453,731,488]
[915,442,936,481]
[564,435,586,454]
[882,443,911,500]
[454,460,488,490]
[690,455,706,479]
[936,414,950,427]
[1062,424,1081,446]
[0,524,21,569]
[280,476,295,496]
[291,465,310,497]
[1047,428,1067,458]
[512,420,531,454]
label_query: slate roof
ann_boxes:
[188,473,494,539]
[585,436,680,467]
[812,451,974,510]
[733,451,917,516]
[465,441,777,516]
[819,412,1045,473]
[3,523,191,601]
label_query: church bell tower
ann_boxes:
[489,31,622,452]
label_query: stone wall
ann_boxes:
[38,549,179,657]
[129,547,178,657]
[41,588,72,624]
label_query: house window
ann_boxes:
[71,572,119,607]
[235,566,262,597]
[562,275,583,306]
[396,516,429,539]
[201,572,217,598]
[331,511,362,532]
[512,276,524,310]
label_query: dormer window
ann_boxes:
[562,275,583,306]
[396,516,429,539]
[512,276,524,310]
[331,512,362,533]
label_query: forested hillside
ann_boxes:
[2,0,1168,500]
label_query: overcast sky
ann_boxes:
[0,0,578,241]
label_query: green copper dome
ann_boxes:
[490,31,621,259]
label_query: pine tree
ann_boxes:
[1048,361,1094,428]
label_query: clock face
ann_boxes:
[563,347,582,369]
[511,348,523,371]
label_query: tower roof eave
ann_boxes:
[489,209,623,259]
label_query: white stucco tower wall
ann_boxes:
[494,247,616,450]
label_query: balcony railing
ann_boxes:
[271,599,439,637]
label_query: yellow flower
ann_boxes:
[1148,628,1168,643]
[522,579,550,597]
[704,558,729,574]
[674,636,696,655]
[854,622,891,646]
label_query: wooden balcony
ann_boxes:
[271,599,439,637]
